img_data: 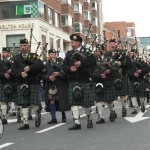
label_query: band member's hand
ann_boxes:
[134,72,139,77]
[103,69,110,74]
[136,69,141,73]
[70,66,77,72]
[7,69,11,74]
[24,66,30,72]
[52,72,60,77]
[100,73,106,78]
[21,72,28,78]
[4,73,10,79]
[117,61,121,66]
[148,72,150,76]
[49,75,55,81]
[74,61,81,67]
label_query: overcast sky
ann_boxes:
[102,0,150,37]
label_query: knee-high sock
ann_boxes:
[146,91,149,103]
[131,97,137,109]
[107,102,114,113]
[11,102,15,112]
[71,106,80,124]
[140,97,144,104]
[113,100,117,111]
[22,108,29,124]
[31,105,39,116]
[84,107,92,120]
[1,105,7,118]
[120,96,127,108]
[95,102,103,118]
[15,105,22,116]
[50,104,56,119]
[28,106,32,116]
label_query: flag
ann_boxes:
[16,5,31,15]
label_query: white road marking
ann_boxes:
[8,112,48,123]
[0,143,14,149]
[36,111,95,133]
[36,123,66,133]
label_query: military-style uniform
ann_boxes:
[43,49,70,124]
[62,34,96,130]
[0,47,16,124]
[127,56,149,114]
[11,39,44,130]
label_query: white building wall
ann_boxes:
[0,18,71,57]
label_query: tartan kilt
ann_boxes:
[68,82,95,107]
[128,80,146,97]
[0,83,17,102]
[103,85,116,101]
[93,82,104,102]
[115,77,129,96]
[37,84,45,102]
[16,84,40,105]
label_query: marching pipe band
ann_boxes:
[1,27,150,132]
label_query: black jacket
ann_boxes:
[62,50,96,83]
[11,53,44,84]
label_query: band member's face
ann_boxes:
[109,42,116,51]
[20,44,29,54]
[129,52,134,58]
[95,50,101,58]
[48,53,57,61]
[70,40,81,50]
[2,51,10,59]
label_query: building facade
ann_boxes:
[104,21,136,51]
[0,0,104,58]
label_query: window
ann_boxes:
[38,1,45,20]
[127,28,131,37]
[74,3,82,14]
[92,17,98,26]
[48,7,53,24]
[74,23,83,33]
[61,0,71,5]
[84,0,90,3]
[92,2,97,10]
[55,12,60,28]
[6,34,25,55]
[84,28,91,38]
[84,11,91,20]
[0,1,38,19]
[50,38,53,49]
[62,15,72,26]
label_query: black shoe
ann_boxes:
[35,114,41,127]
[109,112,115,122]
[96,118,105,124]
[113,111,117,118]
[17,114,22,123]
[9,112,16,116]
[141,104,145,113]
[2,118,8,125]
[122,108,127,117]
[47,118,57,124]
[62,112,67,123]
[68,123,81,130]
[131,109,137,114]
[18,124,29,130]
[87,119,93,128]
[28,115,33,120]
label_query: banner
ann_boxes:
[16,5,31,15]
